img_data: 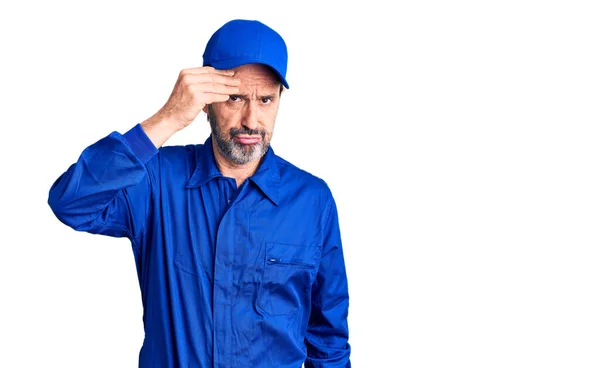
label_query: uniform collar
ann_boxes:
[185,135,280,205]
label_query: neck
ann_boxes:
[212,140,261,187]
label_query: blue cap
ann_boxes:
[202,19,289,89]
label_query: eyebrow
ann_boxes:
[230,94,277,100]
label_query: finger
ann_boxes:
[182,66,235,76]
[204,93,233,104]
[182,73,241,86]
[193,82,239,95]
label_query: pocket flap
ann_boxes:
[265,242,319,267]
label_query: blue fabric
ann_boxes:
[48,124,350,367]
[203,19,289,89]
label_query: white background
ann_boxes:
[1,0,599,367]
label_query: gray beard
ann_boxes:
[207,106,269,165]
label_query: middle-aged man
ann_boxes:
[48,19,351,367]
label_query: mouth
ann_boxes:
[234,135,262,145]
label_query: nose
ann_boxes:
[241,100,259,131]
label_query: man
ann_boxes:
[48,19,351,367]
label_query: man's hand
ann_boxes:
[141,67,240,148]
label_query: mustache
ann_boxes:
[229,127,266,138]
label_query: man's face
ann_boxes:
[205,63,282,165]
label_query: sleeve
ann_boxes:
[47,124,158,248]
[304,195,351,367]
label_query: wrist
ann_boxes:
[141,113,183,148]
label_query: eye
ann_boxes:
[229,95,241,102]
[261,97,273,104]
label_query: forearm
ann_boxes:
[140,112,183,148]
[304,268,351,368]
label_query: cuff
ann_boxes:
[123,124,159,164]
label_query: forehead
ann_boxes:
[233,64,280,91]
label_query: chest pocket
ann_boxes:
[257,242,321,317]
